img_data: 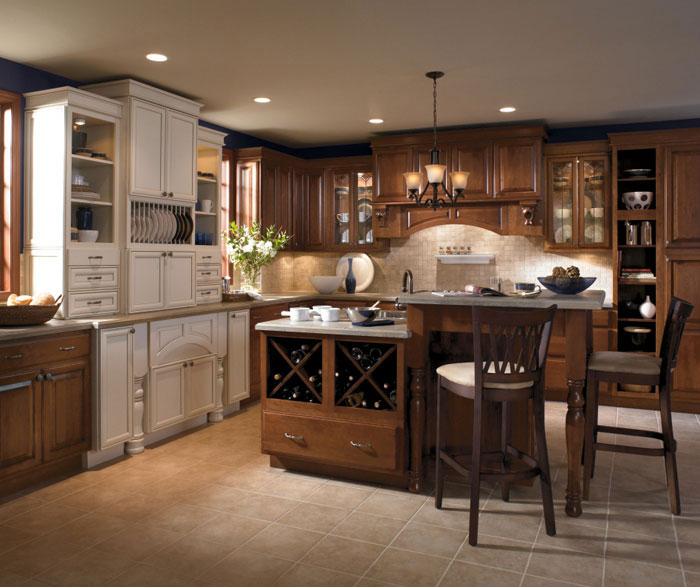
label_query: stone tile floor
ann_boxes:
[1,401,699,586]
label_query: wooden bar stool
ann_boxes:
[435,305,558,546]
[583,296,694,515]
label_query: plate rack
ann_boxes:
[130,200,194,245]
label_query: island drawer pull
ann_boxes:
[88,255,103,260]
[4,354,24,360]
[284,432,304,441]
[87,276,103,281]
[201,272,212,275]
[87,300,102,305]
[58,346,77,352]
[350,440,372,449]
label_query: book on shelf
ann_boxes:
[620,267,656,280]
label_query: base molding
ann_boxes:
[0,455,82,498]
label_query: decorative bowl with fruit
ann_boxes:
[0,293,63,326]
[538,266,596,295]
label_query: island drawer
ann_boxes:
[262,411,399,472]
[0,332,90,373]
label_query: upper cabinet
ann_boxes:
[493,137,541,199]
[544,142,610,250]
[664,142,700,250]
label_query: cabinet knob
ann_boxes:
[189,361,194,366]
[168,192,174,198]
[129,328,136,334]
[36,374,45,382]
[182,362,188,368]
[167,252,173,257]
[162,191,168,197]
[161,252,167,257]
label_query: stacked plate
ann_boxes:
[130,202,193,244]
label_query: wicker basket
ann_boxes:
[222,292,251,302]
[0,295,63,326]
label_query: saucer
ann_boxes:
[507,290,542,297]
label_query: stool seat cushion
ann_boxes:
[588,351,661,376]
[436,362,534,389]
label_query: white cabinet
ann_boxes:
[98,327,134,449]
[128,250,195,313]
[149,361,186,431]
[226,310,250,404]
[129,99,197,201]
[187,355,217,417]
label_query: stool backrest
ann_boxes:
[472,305,557,387]
[659,296,694,380]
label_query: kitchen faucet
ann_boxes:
[401,269,414,294]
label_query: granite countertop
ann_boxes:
[255,318,412,339]
[397,289,606,310]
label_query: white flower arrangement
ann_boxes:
[224,221,290,289]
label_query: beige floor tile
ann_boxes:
[92,523,184,561]
[0,496,45,523]
[303,535,385,575]
[182,484,249,511]
[95,492,175,523]
[276,563,359,587]
[144,503,217,533]
[440,560,522,587]
[55,485,132,511]
[203,549,293,586]
[36,547,132,586]
[604,557,684,586]
[105,562,211,587]
[535,519,605,556]
[357,491,427,521]
[605,529,681,568]
[218,469,284,491]
[685,570,700,586]
[413,499,470,531]
[97,468,164,494]
[392,521,466,558]
[139,475,209,502]
[366,547,450,587]
[173,462,240,485]
[678,540,700,574]
[189,512,268,546]
[258,475,325,500]
[142,534,235,577]
[473,505,542,544]
[244,523,324,560]
[521,575,584,586]
[0,568,33,586]
[24,475,94,502]
[526,545,603,586]
[43,512,130,548]
[2,502,86,535]
[332,511,406,545]
[455,534,532,573]
[277,502,351,533]
[306,483,374,509]
[225,490,300,521]
[606,507,677,541]
[0,535,85,578]
[0,524,39,556]
[673,516,700,544]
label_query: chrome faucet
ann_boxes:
[401,269,414,294]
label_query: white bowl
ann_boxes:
[308,275,344,294]
[622,191,653,210]
[78,229,99,243]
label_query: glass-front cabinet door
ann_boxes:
[550,158,576,245]
[356,170,373,245]
[329,167,377,249]
[332,171,351,246]
[580,157,608,246]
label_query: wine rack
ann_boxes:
[335,341,398,411]
[267,337,323,404]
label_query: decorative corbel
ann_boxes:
[374,207,387,228]
[520,200,538,226]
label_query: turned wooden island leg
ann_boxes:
[409,367,426,493]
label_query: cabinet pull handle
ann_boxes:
[189,361,194,366]
[350,440,372,449]
[88,255,103,260]
[87,300,102,305]
[87,276,103,281]
[4,354,24,360]
[284,433,304,441]
[182,362,188,368]
[202,255,212,259]
[129,328,136,334]
[201,272,212,275]
[45,373,53,380]
[59,346,76,352]
[36,374,45,382]
[201,291,212,295]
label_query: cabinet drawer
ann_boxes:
[69,266,119,290]
[0,333,90,374]
[68,249,120,267]
[196,264,222,283]
[196,284,222,304]
[69,291,119,316]
[196,250,218,264]
[262,412,399,471]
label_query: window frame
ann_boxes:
[0,89,21,300]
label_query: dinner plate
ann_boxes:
[184,211,193,243]
[168,209,177,243]
[134,214,143,243]
[506,290,542,297]
[336,253,374,293]
[152,209,162,243]
[143,209,153,244]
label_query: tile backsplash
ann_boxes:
[260,224,613,299]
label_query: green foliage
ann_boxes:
[223,221,290,283]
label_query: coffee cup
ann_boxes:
[282,307,311,322]
[319,307,340,322]
[200,200,213,213]
[336,213,349,223]
[311,305,332,320]
[515,282,541,293]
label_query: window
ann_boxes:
[221,147,233,277]
[0,89,20,300]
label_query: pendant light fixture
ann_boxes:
[403,72,470,210]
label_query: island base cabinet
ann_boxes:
[0,373,42,478]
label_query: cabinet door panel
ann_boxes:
[42,362,90,462]
[451,143,491,199]
[165,252,195,308]
[0,373,41,477]
[130,99,166,197]
[235,159,260,229]
[99,328,134,450]
[494,138,540,199]
[304,171,325,250]
[149,363,185,431]
[276,167,293,236]
[187,355,216,417]
[665,145,700,248]
[405,208,450,233]
[129,251,165,312]
[249,303,288,403]
[374,149,411,203]
[166,111,197,200]
[227,311,250,404]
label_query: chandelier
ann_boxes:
[403,72,469,210]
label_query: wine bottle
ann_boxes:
[360,357,372,371]
[389,389,397,404]
[369,347,382,360]
[373,400,382,409]
[300,344,310,352]
[273,373,282,381]
[351,347,364,361]
[291,385,301,400]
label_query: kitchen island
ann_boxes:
[398,289,605,518]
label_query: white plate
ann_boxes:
[335,253,374,293]
[168,209,177,242]
[134,215,143,243]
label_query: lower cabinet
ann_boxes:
[227,310,250,404]
[249,303,289,404]
[0,372,42,477]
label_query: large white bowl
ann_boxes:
[78,229,99,243]
[308,275,344,294]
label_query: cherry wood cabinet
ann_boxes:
[451,142,492,200]
[493,137,542,199]
[374,148,412,204]
[664,143,700,250]
[247,303,289,405]
[303,170,325,250]
[0,372,42,478]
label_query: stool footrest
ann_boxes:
[439,450,541,482]
[593,441,665,457]
[597,425,664,441]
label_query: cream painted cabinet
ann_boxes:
[128,99,197,201]
[128,250,195,313]
[226,310,250,404]
[149,362,186,431]
[187,355,217,417]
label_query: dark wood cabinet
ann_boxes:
[374,148,411,203]
[664,143,700,249]
[451,142,492,200]
[303,170,325,250]
[247,303,289,405]
[0,372,42,478]
[493,137,542,199]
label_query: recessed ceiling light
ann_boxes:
[146,53,168,62]
[254,97,271,103]
[73,118,86,126]
[369,118,384,124]
[499,106,516,113]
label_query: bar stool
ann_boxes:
[583,296,694,514]
[435,305,558,546]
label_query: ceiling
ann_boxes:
[2,0,700,147]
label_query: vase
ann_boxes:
[241,269,262,293]
[345,258,356,294]
[76,206,93,230]
[639,295,656,319]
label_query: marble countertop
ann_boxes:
[255,318,412,339]
[397,289,606,310]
